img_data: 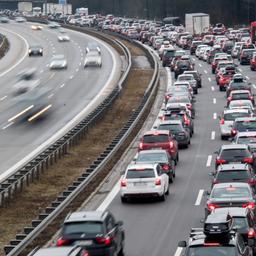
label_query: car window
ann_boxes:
[237,136,256,144]
[63,222,103,236]
[235,121,256,131]
[187,246,236,256]
[136,152,168,162]
[143,134,169,143]
[232,217,248,230]
[232,93,249,100]
[126,169,155,179]
[158,124,182,132]
[216,170,250,180]
[220,149,250,158]
[224,112,249,121]
[211,186,251,198]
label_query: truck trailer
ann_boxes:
[185,13,210,35]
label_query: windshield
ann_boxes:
[232,217,248,230]
[187,246,236,256]
[216,170,250,181]
[143,134,169,143]
[126,169,155,178]
[158,124,182,132]
[164,51,175,57]
[224,112,249,121]
[212,186,251,198]
[136,153,167,162]
[235,121,256,131]
[237,136,256,144]
[63,222,103,236]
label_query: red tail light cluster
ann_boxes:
[95,236,112,246]
[162,164,170,171]
[216,159,227,165]
[207,203,219,211]
[169,141,174,149]
[57,237,71,246]
[242,202,256,209]
[155,178,161,186]
[243,157,253,164]
[219,118,225,125]
[231,129,237,136]
[139,142,143,150]
[248,228,256,238]
[121,179,127,187]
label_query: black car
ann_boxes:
[215,144,254,169]
[28,45,43,56]
[57,210,125,256]
[240,49,256,65]
[184,70,202,88]
[174,60,193,79]
[162,48,175,67]
[205,182,256,218]
[190,40,202,55]
[156,120,190,148]
[178,211,253,256]
[212,208,256,253]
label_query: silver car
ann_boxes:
[233,131,256,146]
[84,52,102,68]
[49,55,67,70]
[58,34,70,42]
[219,109,252,139]
[177,74,197,94]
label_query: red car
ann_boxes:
[139,130,179,164]
[250,52,256,71]
[218,67,236,91]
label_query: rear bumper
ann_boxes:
[120,187,164,198]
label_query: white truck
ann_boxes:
[18,2,32,13]
[185,13,210,35]
[43,3,72,15]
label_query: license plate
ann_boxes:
[134,182,147,186]
[229,162,237,164]
[75,240,93,246]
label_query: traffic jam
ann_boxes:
[24,13,256,256]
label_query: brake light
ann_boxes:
[212,179,218,185]
[243,202,256,209]
[57,237,71,246]
[244,157,253,164]
[227,97,231,102]
[139,142,143,150]
[121,179,127,187]
[169,141,174,148]
[249,179,255,185]
[81,250,89,256]
[207,203,219,211]
[187,104,192,110]
[155,178,161,186]
[216,159,227,165]
[250,96,254,101]
[231,129,237,136]
[162,164,170,171]
[204,242,220,246]
[248,229,256,238]
[219,118,225,125]
[162,116,166,121]
[96,236,112,246]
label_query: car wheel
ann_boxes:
[121,197,127,203]
[211,69,214,74]
[166,186,170,195]
[118,240,125,256]
[221,135,226,140]
[159,192,166,201]
[169,174,173,183]
[219,86,222,91]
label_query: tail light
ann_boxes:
[187,104,192,110]
[184,115,190,125]
[219,118,225,125]
[162,164,170,171]
[250,96,254,101]
[248,229,256,238]
[81,250,89,256]
[227,97,231,102]
[207,203,219,211]
[243,157,253,164]
[243,202,256,209]
[155,178,161,186]
[212,179,218,185]
[162,116,166,121]
[216,159,227,165]
[139,142,143,150]
[57,237,71,246]
[120,179,127,187]
[231,129,237,136]
[96,236,112,246]
[169,141,174,149]
[248,179,255,185]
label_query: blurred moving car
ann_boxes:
[84,51,102,68]
[58,33,70,42]
[28,45,43,56]
[49,55,67,70]
[86,42,101,54]
[31,24,43,30]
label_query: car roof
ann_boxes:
[220,144,248,150]
[64,211,107,223]
[144,130,169,135]
[230,90,250,94]
[127,163,157,170]
[212,182,250,189]
[137,149,168,155]
[213,207,248,217]
[217,163,250,171]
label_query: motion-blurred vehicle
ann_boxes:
[49,55,67,70]
[28,45,43,56]
[58,33,70,42]
[0,16,9,23]
[48,22,60,28]
[31,24,43,30]
[86,42,101,54]
[15,16,26,23]
[84,51,102,68]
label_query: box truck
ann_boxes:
[185,13,210,35]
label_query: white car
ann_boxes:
[229,100,254,112]
[49,55,67,70]
[84,52,102,68]
[120,163,169,203]
[58,34,70,42]
[195,44,208,58]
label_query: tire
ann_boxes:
[166,186,170,195]
[121,197,127,203]
[118,240,125,256]
[159,192,166,201]
[169,174,173,183]
[219,86,222,91]
[221,135,226,140]
[212,69,214,74]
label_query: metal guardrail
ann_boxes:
[3,23,159,256]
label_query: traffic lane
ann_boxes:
[106,65,229,256]
[0,32,120,174]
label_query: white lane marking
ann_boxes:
[174,247,183,256]
[0,95,7,101]
[204,70,208,74]
[79,62,82,66]
[166,67,172,90]
[192,58,195,61]
[246,76,250,80]
[97,179,121,211]
[195,189,204,206]
[76,68,79,72]
[208,77,211,82]
[211,131,216,140]
[70,75,74,79]
[211,86,215,91]
[39,69,44,73]
[8,105,34,122]
[2,122,14,130]
[238,68,242,72]
[213,112,217,119]
[46,64,49,67]
[213,98,216,104]
[206,155,212,167]
[0,28,29,78]
[48,93,54,98]
[60,83,65,88]
[199,63,202,67]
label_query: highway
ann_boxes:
[0,21,121,177]
[93,50,256,256]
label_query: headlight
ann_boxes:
[29,49,31,53]
[39,49,42,52]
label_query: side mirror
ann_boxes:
[178,241,187,248]
[208,172,214,177]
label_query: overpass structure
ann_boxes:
[0,0,46,10]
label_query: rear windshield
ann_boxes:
[136,153,167,162]
[187,246,236,256]
[177,61,190,67]
[220,149,250,158]
[232,93,249,100]
[216,170,250,181]
[168,97,190,104]
[224,112,249,121]
[63,222,103,236]
[212,186,251,198]
[164,51,175,57]
[235,120,256,131]
[158,124,182,132]
[143,134,169,143]
[237,136,256,144]
[232,217,248,230]
[126,169,155,178]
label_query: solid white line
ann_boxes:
[166,67,172,90]
[208,77,211,82]
[0,96,7,101]
[0,28,29,78]
[199,63,202,67]
[211,86,215,91]
[213,98,216,104]
[97,179,121,211]
[246,76,250,80]
[174,247,183,256]
[2,122,14,130]
[204,70,208,74]
[206,155,212,167]
[213,112,217,119]
[195,189,204,206]
[211,131,216,140]
[70,75,74,79]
